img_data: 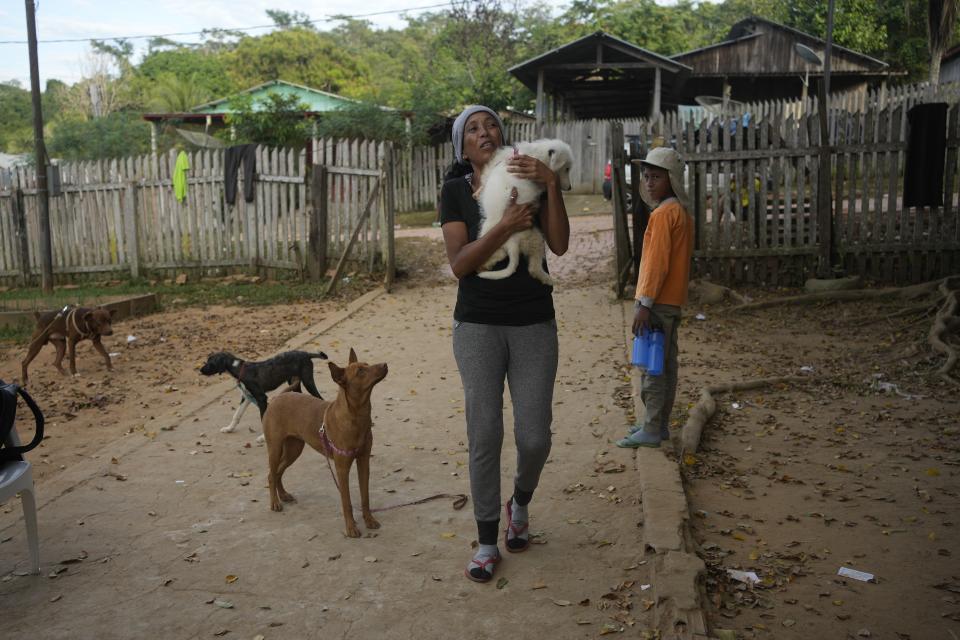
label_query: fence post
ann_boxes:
[12,187,30,286]
[308,164,328,281]
[124,182,140,280]
[817,78,834,277]
[384,144,396,292]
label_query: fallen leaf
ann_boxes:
[496,577,509,589]
[363,556,377,563]
[782,619,796,627]
[225,575,238,584]
[532,580,547,590]
[213,599,233,609]
[328,553,341,561]
[553,599,571,606]
[925,468,940,477]
[440,532,456,539]
[599,622,620,635]
[49,594,62,603]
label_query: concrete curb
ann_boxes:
[2,286,387,531]
[623,303,711,639]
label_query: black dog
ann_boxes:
[200,350,328,433]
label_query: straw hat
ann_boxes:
[638,147,689,209]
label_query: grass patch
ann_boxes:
[0,273,377,313]
[396,210,438,228]
[0,324,32,345]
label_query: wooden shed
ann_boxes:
[508,31,691,123]
[672,16,892,104]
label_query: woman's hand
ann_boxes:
[499,187,537,234]
[507,154,556,187]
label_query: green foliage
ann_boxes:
[15,1,958,160]
[225,92,311,148]
[225,27,370,96]
[0,82,33,152]
[314,102,407,142]
[47,112,151,161]
[136,47,235,103]
[145,73,215,113]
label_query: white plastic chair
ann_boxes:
[0,388,41,575]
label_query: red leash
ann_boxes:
[318,418,468,513]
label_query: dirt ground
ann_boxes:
[2,200,958,639]
[676,290,960,639]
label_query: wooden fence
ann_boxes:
[611,102,960,289]
[0,138,397,286]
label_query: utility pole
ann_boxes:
[25,0,54,293]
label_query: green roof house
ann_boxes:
[143,80,399,151]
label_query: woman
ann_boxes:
[439,105,570,583]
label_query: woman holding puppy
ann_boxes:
[439,105,569,583]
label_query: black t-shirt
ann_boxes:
[439,175,555,326]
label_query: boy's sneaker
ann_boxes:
[628,423,671,440]
[616,429,661,448]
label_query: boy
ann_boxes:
[617,147,695,448]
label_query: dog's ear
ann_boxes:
[328,361,346,387]
[348,348,358,364]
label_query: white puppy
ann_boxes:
[476,139,573,285]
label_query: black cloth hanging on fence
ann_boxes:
[903,103,948,208]
[224,144,257,205]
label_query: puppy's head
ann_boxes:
[200,351,234,376]
[546,141,573,192]
[86,307,116,336]
[328,348,388,398]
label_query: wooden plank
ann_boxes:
[325,176,381,296]
[946,106,960,245]
[872,108,888,247]
[886,107,902,246]
[769,120,783,249]
[782,117,795,248]
[758,120,769,250]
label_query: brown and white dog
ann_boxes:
[262,348,388,538]
[21,306,116,384]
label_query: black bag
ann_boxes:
[0,380,44,462]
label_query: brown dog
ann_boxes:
[262,348,388,538]
[21,306,116,384]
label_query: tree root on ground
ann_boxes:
[680,376,809,454]
[688,278,751,305]
[729,279,943,313]
[929,277,960,386]
[728,275,960,385]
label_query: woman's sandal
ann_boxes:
[504,498,530,553]
[464,552,501,583]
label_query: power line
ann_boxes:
[0,1,454,45]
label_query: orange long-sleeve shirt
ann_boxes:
[634,199,694,307]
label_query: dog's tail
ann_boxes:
[308,352,329,360]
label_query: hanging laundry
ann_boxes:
[173,151,190,203]
[903,103,948,208]
[224,144,257,205]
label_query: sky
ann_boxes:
[0,0,466,87]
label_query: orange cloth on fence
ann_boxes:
[634,199,695,307]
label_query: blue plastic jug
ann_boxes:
[631,328,649,368]
[647,329,665,376]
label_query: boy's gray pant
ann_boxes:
[452,320,558,523]
[638,304,682,436]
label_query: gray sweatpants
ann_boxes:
[639,304,682,436]
[452,319,559,523]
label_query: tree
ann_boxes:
[314,102,409,141]
[47,112,151,160]
[146,73,214,112]
[928,0,959,83]
[225,26,371,96]
[225,93,312,148]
